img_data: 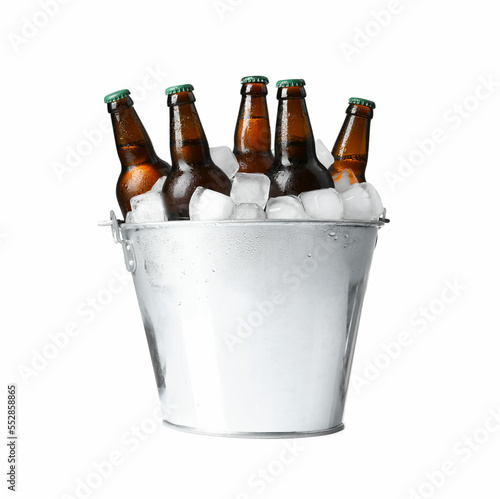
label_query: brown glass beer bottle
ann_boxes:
[105,89,171,217]
[266,79,334,197]
[162,84,232,220]
[233,76,274,174]
[329,97,375,183]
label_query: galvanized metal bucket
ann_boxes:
[103,211,386,438]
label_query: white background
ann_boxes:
[2,0,500,498]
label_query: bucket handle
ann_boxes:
[99,211,137,274]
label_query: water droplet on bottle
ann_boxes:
[307,253,311,257]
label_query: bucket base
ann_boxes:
[163,420,345,439]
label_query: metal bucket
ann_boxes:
[104,211,385,438]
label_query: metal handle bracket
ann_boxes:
[99,210,137,273]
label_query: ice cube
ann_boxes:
[210,146,239,179]
[150,176,167,192]
[230,173,271,208]
[315,139,334,169]
[364,183,384,218]
[333,169,358,193]
[230,203,266,220]
[341,182,384,220]
[299,188,343,220]
[189,187,234,221]
[127,191,167,223]
[266,196,307,220]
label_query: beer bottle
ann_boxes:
[266,79,334,197]
[233,76,274,174]
[329,97,375,183]
[105,89,171,217]
[162,84,232,220]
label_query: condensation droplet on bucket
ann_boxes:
[307,253,311,257]
[344,234,349,239]
[329,232,336,237]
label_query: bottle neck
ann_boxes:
[234,83,272,155]
[168,91,212,169]
[274,87,316,164]
[108,97,158,169]
[333,104,373,160]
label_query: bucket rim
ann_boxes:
[118,219,387,230]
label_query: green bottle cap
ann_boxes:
[165,84,194,95]
[241,75,269,84]
[276,79,306,88]
[349,97,376,109]
[104,89,130,104]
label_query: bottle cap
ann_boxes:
[349,97,376,109]
[276,79,306,88]
[241,76,269,84]
[104,89,130,104]
[165,84,194,95]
